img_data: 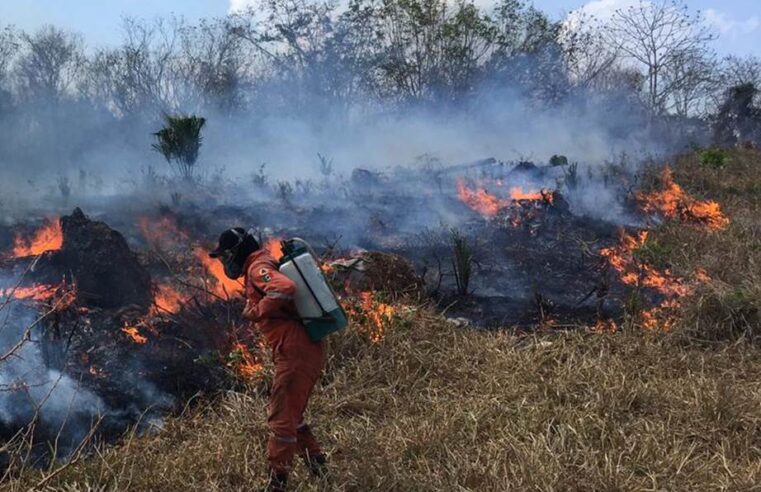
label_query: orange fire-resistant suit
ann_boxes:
[243,249,325,474]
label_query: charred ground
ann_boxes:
[0,146,759,490]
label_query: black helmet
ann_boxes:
[209,228,260,279]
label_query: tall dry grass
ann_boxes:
[651,147,761,342]
[4,147,761,491]
[4,313,761,491]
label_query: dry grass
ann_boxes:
[649,147,761,342]
[4,315,761,491]
[4,148,761,491]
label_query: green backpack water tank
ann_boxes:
[277,238,348,342]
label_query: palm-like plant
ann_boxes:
[152,115,207,180]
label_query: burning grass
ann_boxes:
[2,148,760,489]
[456,178,553,218]
[643,147,761,342]
[9,218,63,258]
[636,166,730,231]
[192,246,244,299]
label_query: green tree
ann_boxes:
[152,114,207,180]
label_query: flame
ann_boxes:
[229,342,263,379]
[193,247,244,298]
[1,282,77,310]
[457,179,554,219]
[264,238,283,259]
[636,166,729,231]
[594,319,618,333]
[598,231,718,331]
[641,299,682,331]
[456,179,508,217]
[152,282,184,314]
[89,365,106,378]
[600,231,689,297]
[345,291,396,342]
[11,219,63,258]
[122,324,148,344]
[2,284,58,301]
[694,268,712,284]
[509,187,543,201]
[137,215,189,249]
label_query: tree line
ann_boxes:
[0,0,759,173]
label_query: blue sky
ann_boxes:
[0,0,758,56]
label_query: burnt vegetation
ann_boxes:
[0,0,760,489]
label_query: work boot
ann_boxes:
[263,469,288,492]
[302,452,328,478]
[297,424,327,477]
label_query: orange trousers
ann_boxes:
[267,323,324,473]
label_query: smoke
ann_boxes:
[209,94,656,181]
[0,271,173,462]
[0,15,687,221]
[0,300,105,457]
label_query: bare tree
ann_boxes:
[370,0,499,103]
[14,25,86,102]
[603,0,715,114]
[560,11,619,89]
[491,0,557,59]
[87,18,184,115]
[722,56,761,87]
[176,18,251,112]
[662,47,716,117]
[0,26,18,83]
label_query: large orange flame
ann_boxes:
[509,187,543,201]
[193,247,244,298]
[1,284,58,301]
[11,219,63,258]
[1,282,77,310]
[636,166,729,231]
[264,237,284,259]
[152,282,184,314]
[456,179,553,218]
[456,179,508,217]
[599,230,714,331]
[137,215,189,249]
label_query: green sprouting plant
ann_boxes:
[632,238,673,270]
[700,146,729,169]
[152,114,207,180]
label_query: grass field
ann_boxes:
[5,148,761,491]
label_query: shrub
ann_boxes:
[549,154,568,166]
[699,146,729,169]
[152,115,207,180]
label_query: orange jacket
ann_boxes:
[242,250,324,474]
[243,249,303,346]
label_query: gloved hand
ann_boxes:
[242,300,260,321]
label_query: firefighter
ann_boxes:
[209,228,327,492]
